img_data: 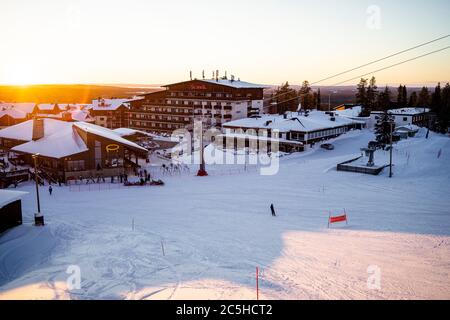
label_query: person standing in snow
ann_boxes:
[270,203,276,217]
[49,185,53,196]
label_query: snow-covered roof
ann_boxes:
[71,109,94,122]
[12,123,88,158]
[388,108,430,115]
[334,106,362,118]
[223,111,360,133]
[0,108,28,120]
[200,79,270,89]
[74,122,147,152]
[36,103,61,111]
[165,79,270,89]
[0,118,71,141]
[113,128,152,137]
[92,99,130,111]
[372,108,431,116]
[0,103,35,114]
[0,190,28,209]
[395,124,420,132]
[1,119,147,158]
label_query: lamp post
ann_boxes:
[192,104,208,176]
[32,153,44,226]
[389,122,394,178]
[328,90,337,111]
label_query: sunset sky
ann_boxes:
[1,0,449,86]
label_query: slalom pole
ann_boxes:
[161,239,165,256]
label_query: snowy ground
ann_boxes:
[0,128,449,300]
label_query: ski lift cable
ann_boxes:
[270,45,450,107]
[263,34,450,102]
[331,45,450,86]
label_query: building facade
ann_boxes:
[128,79,268,134]
[0,119,147,182]
[370,108,433,128]
[220,110,364,153]
[89,99,133,129]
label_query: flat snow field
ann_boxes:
[1,129,449,300]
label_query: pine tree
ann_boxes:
[374,110,395,148]
[435,83,449,133]
[397,85,404,106]
[402,85,408,106]
[417,87,430,107]
[408,91,418,107]
[356,78,368,107]
[366,76,378,111]
[272,81,298,114]
[299,80,314,109]
[396,85,408,107]
[377,86,391,111]
[431,82,442,113]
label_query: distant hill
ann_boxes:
[0,84,163,104]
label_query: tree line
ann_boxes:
[269,81,320,114]
[355,77,450,133]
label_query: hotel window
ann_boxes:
[403,117,407,121]
[67,160,85,171]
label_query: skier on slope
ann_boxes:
[49,185,53,196]
[270,203,276,217]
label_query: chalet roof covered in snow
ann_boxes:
[0,190,28,209]
[0,102,35,114]
[223,111,362,133]
[0,118,70,141]
[92,99,130,111]
[12,122,89,158]
[0,108,28,120]
[0,119,147,158]
[74,122,147,152]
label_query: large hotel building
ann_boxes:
[128,78,269,134]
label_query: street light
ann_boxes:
[32,153,44,226]
[328,90,337,111]
[389,123,393,178]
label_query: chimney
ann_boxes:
[32,118,44,141]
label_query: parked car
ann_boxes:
[320,143,335,150]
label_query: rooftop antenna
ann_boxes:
[190,70,192,80]
[224,71,227,80]
[216,70,219,82]
[202,70,205,79]
[231,74,235,82]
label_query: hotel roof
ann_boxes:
[223,111,361,133]
[164,79,270,89]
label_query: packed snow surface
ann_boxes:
[0,129,449,300]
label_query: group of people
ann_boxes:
[160,163,190,175]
